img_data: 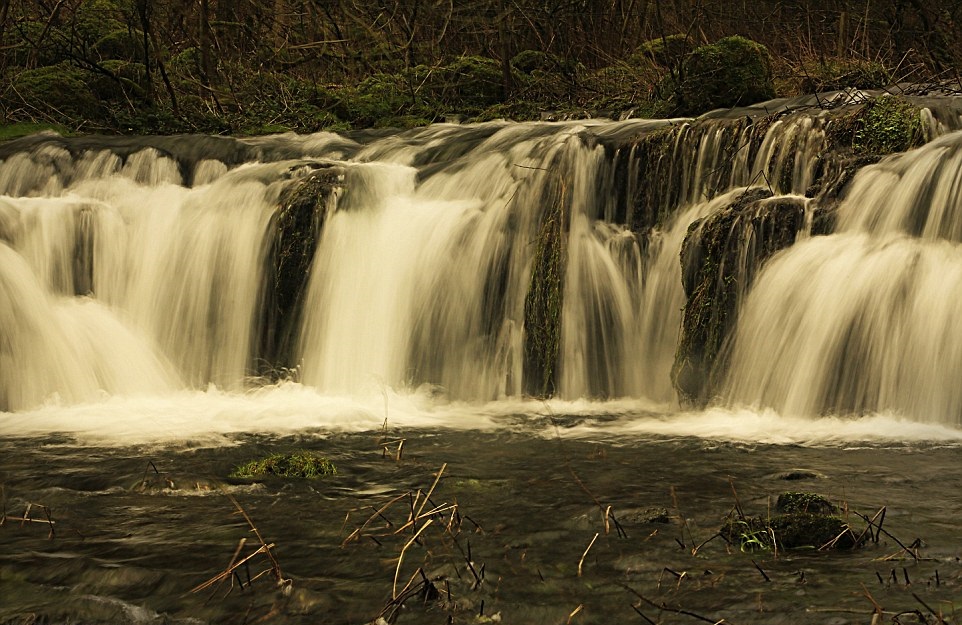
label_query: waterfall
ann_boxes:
[3,102,961,425]
[723,130,962,425]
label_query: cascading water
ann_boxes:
[1,101,961,430]
[723,129,962,425]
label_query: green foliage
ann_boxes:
[854,96,923,156]
[230,451,337,479]
[668,36,775,116]
[798,58,890,93]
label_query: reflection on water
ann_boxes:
[1,409,961,624]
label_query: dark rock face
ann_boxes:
[258,163,344,376]
[522,180,569,399]
[672,189,808,405]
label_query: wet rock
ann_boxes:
[258,163,344,374]
[673,189,807,405]
[522,179,568,398]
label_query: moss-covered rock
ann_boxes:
[723,492,862,551]
[853,95,924,156]
[633,34,695,68]
[668,36,775,116]
[230,451,337,479]
[673,190,807,405]
[8,64,104,122]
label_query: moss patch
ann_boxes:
[853,96,924,156]
[230,451,337,479]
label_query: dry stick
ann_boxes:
[853,510,920,562]
[691,532,723,556]
[415,463,447,521]
[751,559,771,582]
[853,506,886,546]
[567,604,584,624]
[190,543,275,593]
[342,493,408,546]
[912,592,947,624]
[622,585,725,624]
[224,492,284,583]
[860,584,884,617]
[578,533,599,577]
[393,519,434,598]
[728,477,745,519]
[631,604,658,624]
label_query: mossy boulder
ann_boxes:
[9,64,103,122]
[668,36,775,116]
[523,179,569,398]
[418,55,514,113]
[230,451,337,479]
[722,492,863,551]
[259,163,344,373]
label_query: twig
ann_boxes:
[578,533,599,577]
[393,519,434,598]
[912,592,947,624]
[623,585,726,624]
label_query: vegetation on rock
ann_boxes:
[667,36,776,116]
[230,451,337,479]
[723,491,863,551]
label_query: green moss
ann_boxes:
[668,36,775,116]
[853,96,923,156]
[776,492,837,515]
[9,63,103,121]
[230,451,337,479]
[0,123,70,141]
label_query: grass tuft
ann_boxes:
[230,451,337,479]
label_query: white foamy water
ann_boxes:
[2,385,959,448]
[2,115,962,439]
